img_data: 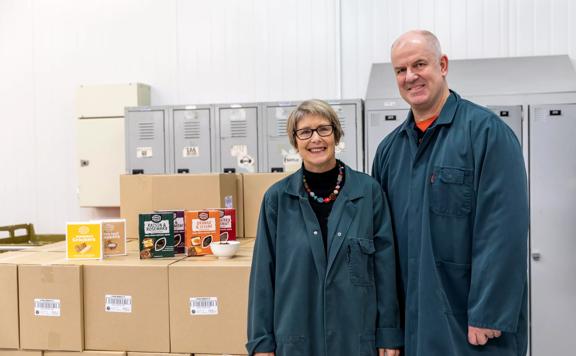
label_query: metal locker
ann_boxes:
[262,102,299,173]
[529,103,576,355]
[487,105,523,144]
[364,109,408,174]
[329,100,363,171]
[215,104,260,173]
[125,108,171,174]
[172,105,213,174]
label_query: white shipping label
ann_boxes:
[136,147,153,158]
[34,298,61,317]
[105,295,132,313]
[182,146,200,158]
[230,144,247,157]
[189,297,218,315]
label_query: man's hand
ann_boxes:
[379,348,400,356]
[468,326,502,346]
[254,353,274,356]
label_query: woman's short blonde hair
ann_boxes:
[286,99,344,148]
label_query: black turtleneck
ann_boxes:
[302,161,346,252]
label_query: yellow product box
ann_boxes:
[66,222,103,260]
[102,219,127,257]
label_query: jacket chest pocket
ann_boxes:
[347,238,376,287]
[430,167,473,217]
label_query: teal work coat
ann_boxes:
[246,166,403,356]
[372,91,529,356]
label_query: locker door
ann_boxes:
[487,105,523,144]
[173,108,211,173]
[332,103,360,170]
[265,104,298,172]
[125,109,167,174]
[530,104,576,355]
[365,109,408,174]
[218,106,259,173]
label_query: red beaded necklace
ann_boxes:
[303,163,344,203]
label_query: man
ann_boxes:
[372,30,529,355]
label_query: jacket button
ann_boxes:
[313,231,318,235]
[337,232,342,237]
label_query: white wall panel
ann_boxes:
[341,0,576,98]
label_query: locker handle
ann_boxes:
[132,169,144,175]
[223,168,236,173]
[271,167,284,173]
[177,169,190,174]
[531,251,541,261]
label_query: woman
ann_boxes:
[247,99,402,356]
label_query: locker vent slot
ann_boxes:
[276,117,287,136]
[230,120,247,138]
[184,120,201,139]
[534,108,546,121]
[339,117,347,130]
[370,112,384,127]
[138,122,155,140]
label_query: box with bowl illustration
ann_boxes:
[102,219,127,257]
[139,213,175,259]
[155,210,186,254]
[185,210,220,256]
[66,222,103,260]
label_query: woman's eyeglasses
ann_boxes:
[294,125,334,140]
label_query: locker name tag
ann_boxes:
[105,295,132,313]
[34,298,61,317]
[182,146,200,158]
[190,297,218,315]
[136,147,153,158]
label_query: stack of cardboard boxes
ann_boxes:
[0,172,286,356]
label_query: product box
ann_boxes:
[102,219,127,257]
[120,174,240,239]
[14,252,83,351]
[217,208,236,242]
[156,210,185,254]
[0,253,20,349]
[82,253,181,352]
[66,222,103,260]
[169,252,252,354]
[185,210,220,256]
[242,172,290,237]
[139,213,175,259]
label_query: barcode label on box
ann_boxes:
[105,295,132,313]
[189,297,218,315]
[34,298,61,317]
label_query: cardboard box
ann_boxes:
[14,252,84,351]
[25,241,67,252]
[0,351,42,356]
[194,354,247,356]
[0,254,20,349]
[120,174,240,239]
[45,352,125,356]
[242,173,290,237]
[169,252,252,354]
[127,353,190,356]
[235,173,244,238]
[82,253,182,352]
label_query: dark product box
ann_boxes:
[139,213,175,259]
[156,210,185,254]
[217,208,236,242]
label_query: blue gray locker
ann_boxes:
[171,105,214,174]
[125,107,171,174]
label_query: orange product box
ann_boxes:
[185,210,220,256]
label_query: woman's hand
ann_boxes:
[254,353,275,356]
[379,348,400,356]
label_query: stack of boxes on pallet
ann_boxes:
[0,173,288,356]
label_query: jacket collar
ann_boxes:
[400,89,460,135]
[284,164,364,201]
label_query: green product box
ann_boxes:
[138,213,175,259]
